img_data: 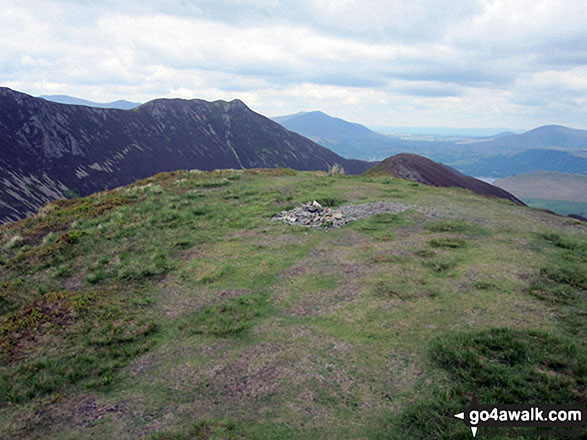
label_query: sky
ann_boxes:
[1,0,586,131]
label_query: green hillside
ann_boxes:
[0,169,585,439]
[521,198,587,218]
[494,171,587,203]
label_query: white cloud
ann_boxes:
[1,0,586,129]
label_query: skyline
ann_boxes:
[1,0,586,130]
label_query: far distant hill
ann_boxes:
[273,111,379,140]
[273,112,587,178]
[363,153,525,206]
[40,94,141,110]
[494,171,587,202]
[472,125,587,152]
[455,149,587,178]
[273,111,413,160]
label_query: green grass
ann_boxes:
[427,238,467,248]
[523,198,587,217]
[150,419,241,440]
[182,294,268,336]
[0,288,158,404]
[422,256,459,273]
[528,232,587,339]
[387,328,585,439]
[425,219,487,236]
[0,168,585,439]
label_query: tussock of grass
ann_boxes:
[425,220,481,234]
[150,419,238,440]
[371,213,402,224]
[541,265,586,289]
[529,231,587,340]
[413,248,435,258]
[427,238,467,248]
[197,263,235,285]
[373,281,409,299]
[431,328,584,403]
[422,257,459,273]
[0,289,158,404]
[538,232,587,253]
[182,295,266,336]
[388,328,586,439]
[193,178,230,188]
[314,196,346,207]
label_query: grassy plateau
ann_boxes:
[0,168,585,439]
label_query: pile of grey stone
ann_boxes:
[273,200,413,228]
[273,200,346,227]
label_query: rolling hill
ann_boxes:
[363,153,525,206]
[454,149,587,178]
[0,87,370,223]
[0,168,584,439]
[494,171,587,202]
[274,111,587,177]
[467,124,587,153]
[494,171,587,217]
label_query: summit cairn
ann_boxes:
[273,200,346,228]
[272,200,414,228]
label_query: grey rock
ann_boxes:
[272,200,414,229]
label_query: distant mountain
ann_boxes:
[455,149,587,178]
[274,112,587,177]
[273,111,413,160]
[494,171,587,203]
[363,153,525,206]
[0,87,370,223]
[462,125,587,154]
[273,111,379,140]
[39,94,141,110]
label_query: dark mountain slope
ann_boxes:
[364,153,525,205]
[0,88,370,223]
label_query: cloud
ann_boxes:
[1,0,587,129]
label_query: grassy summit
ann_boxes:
[0,169,585,439]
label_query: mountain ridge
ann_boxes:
[0,87,371,223]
